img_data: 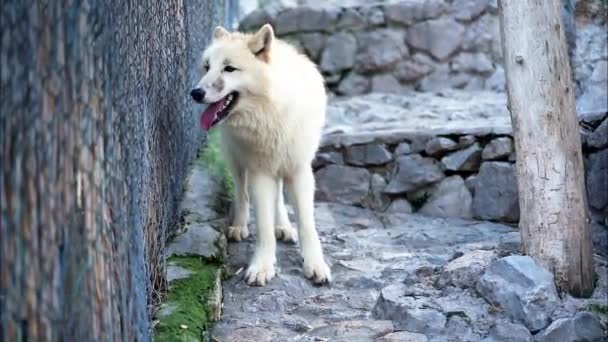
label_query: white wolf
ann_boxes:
[190,24,331,286]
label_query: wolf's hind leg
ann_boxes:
[226,159,249,242]
[275,178,298,243]
[286,167,331,284]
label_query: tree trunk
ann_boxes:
[498,0,595,297]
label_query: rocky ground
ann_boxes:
[209,202,607,341]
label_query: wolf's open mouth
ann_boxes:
[200,92,239,130]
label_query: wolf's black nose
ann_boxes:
[190,88,205,103]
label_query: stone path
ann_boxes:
[209,203,607,341]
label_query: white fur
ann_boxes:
[196,24,331,286]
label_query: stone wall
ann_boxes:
[239,0,607,104]
[314,91,606,249]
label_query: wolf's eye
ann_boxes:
[224,65,237,72]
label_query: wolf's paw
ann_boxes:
[245,257,276,286]
[226,226,249,242]
[303,254,331,285]
[275,225,298,244]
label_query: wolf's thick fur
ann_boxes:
[194,24,331,285]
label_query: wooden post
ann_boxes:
[498,0,595,297]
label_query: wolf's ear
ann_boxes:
[213,26,229,40]
[248,24,274,62]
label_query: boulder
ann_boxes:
[345,143,392,166]
[476,256,559,331]
[481,137,514,160]
[384,154,445,194]
[373,283,447,333]
[315,165,370,206]
[441,143,482,171]
[320,32,357,73]
[419,176,473,219]
[473,162,519,222]
[535,311,604,342]
[406,18,465,61]
[437,249,498,288]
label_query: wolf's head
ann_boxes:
[191,24,274,130]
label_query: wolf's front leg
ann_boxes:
[287,167,331,284]
[245,173,277,286]
[275,179,298,243]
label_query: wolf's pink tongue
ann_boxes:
[200,101,222,131]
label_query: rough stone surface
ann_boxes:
[384,155,445,194]
[449,0,490,21]
[395,53,437,82]
[407,18,466,61]
[586,149,608,211]
[371,173,390,211]
[484,66,506,91]
[299,33,326,60]
[419,176,473,219]
[377,331,428,342]
[274,6,339,34]
[465,175,477,195]
[345,143,392,166]
[323,91,511,148]
[481,137,513,160]
[588,118,608,149]
[336,7,366,30]
[373,283,447,333]
[384,0,447,26]
[312,151,344,169]
[452,52,494,74]
[386,199,414,214]
[167,222,226,260]
[481,322,533,342]
[371,74,408,94]
[355,29,408,71]
[476,256,559,331]
[473,162,519,222]
[320,32,357,73]
[438,249,498,289]
[441,143,482,171]
[315,165,370,206]
[337,72,370,96]
[425,137,458,157]
[394,142,412,156]
[458,135,477,148]
[536,311,604,342]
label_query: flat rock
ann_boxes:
[345,143,392,166]
[441,143,482,171]
[298,33,326,61]
[473,162,519,222]
[406,18,465,61]
[476,256,559,331]
[320,32,357,73]
[274,6,339,34]
[481,137,513,160]
[179,166,222,222]
[384,154,445,194]
[315,164,370,205]
[322,91,511,148]
[371,173,390,210]
[419,176,473,219]
[373,283,447,333]
[395,53,436,83]
[452,52,494,73]
[167,222,226,260]
[425,137,458,157]
[371,74,408,94]
[437,249,498,289]
[535,311,604,342]
[308,320,394,341]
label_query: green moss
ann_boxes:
[154,256,221,342]
[198,130,234,206]
[587,304,608,322]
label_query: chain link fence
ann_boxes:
[0,0,234,340]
